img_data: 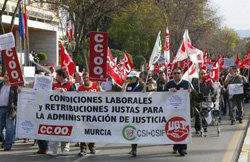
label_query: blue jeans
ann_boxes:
[0,107,15,147]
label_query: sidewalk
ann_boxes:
[238,103,250,162]
[239,126,250,162]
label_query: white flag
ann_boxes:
[149,31,162,71]
[182,63,199,82]
[164,28,170,65]
[174,30,191,62]
[174,29,203,64]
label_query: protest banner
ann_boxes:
[228,84,244,95]
[89,31,108,81]
[0,32,15,51]
[16,89,191,144]
[33,74,53,90]
[2,47,24,86]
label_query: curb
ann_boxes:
[237,109,250,162]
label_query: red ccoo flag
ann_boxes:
[60,42,75,76]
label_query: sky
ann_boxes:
[210,0,250,30]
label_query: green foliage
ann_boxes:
[109,0,165,60]
[37,52,48,61]
[110,49,124,60]
[133,55,146,70]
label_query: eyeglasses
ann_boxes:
[200,73,206,75]
[173,72,181,75]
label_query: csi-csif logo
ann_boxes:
[122,125,137,141]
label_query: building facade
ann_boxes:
[0,0,60,66]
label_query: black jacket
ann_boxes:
[0,81,18,119]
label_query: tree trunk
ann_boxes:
[0,0,9,76]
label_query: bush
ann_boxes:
[37,52,48,61]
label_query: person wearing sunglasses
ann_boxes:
[164,67,192,156]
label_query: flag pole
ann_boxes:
[24,1,30,66]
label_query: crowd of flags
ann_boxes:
[16,1,249,86]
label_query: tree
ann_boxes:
[109,0,165,59]
[41,0,134,71]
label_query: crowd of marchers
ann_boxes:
[0,65,248,157]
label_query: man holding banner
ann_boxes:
[164,67,192,156]
[78,72,102,156]
[47,69,75,156]
[0,74,18,151]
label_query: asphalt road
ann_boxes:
[0,104,249,162]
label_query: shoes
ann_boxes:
[78,151,86,156]
[204,128,208,132]
[61,150,70,156]
[178,149,186,156]
[4,146,11,151]
[173,149,178,154]
[32,140,37,146]
[231,120,236,125]
[195,131,200,135]
[34,149,48,154]
[90,149,96,154]
[23,139,29,143]
[239,119,243,124]
[47,150,57,156]
[75,143,80,147]
[131,150,136,157]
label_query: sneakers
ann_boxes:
[47,150,57,156]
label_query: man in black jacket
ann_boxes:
[0,74,18,151]
[164,67,192,156]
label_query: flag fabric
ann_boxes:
[180,58,192,73]
[235,53,240,66]
[60,42,75,76]
[240,51,250,69]
[210,57,220,82]
[149,31,162,71]
[219,56,225,69]
[117,52,134,81]
[107,48,123,86]
[164,28,170,65]
[182,63,199,82]
[174,30,203,63]
[174,30,191,62]
[66,18,74,43]
[23,0,28,38]
[18,4,25,39]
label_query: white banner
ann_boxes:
[0,32,15,51]
[33,74,53,91]
[16,88,191,144]
[228,84,244,95]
